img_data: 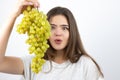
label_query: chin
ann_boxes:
[53,47,65,51]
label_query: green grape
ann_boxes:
[16,6,51,74]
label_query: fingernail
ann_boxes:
[29,2,33,5]
[35,3,39,6]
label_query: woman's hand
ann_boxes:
[13,0,40,17]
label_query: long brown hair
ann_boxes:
[43,6,103,77]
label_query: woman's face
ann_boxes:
[49,15,69,51]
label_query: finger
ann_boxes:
[26,0,40,8]
[34,2,40,8]
[23,1,34,6]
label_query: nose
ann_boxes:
[54,28,62,36]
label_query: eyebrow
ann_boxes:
[50,24,69,28]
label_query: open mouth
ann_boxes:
[54,39,62,44]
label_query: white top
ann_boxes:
[21,55,104,80]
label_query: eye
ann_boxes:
[51,26,55,30]
[62,27,68,30]
[50,24,56,30]
[62,25,69,31]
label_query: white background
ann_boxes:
[0,0,120,80]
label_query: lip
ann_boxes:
[54,39,62,44]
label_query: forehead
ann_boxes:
[49,15,68,25]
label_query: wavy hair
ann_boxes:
[43,6,103,77]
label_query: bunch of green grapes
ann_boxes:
[16,6,51,74]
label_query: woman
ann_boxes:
[0,0,104,80]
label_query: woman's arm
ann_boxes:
[0,0,39,75]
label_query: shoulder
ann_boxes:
[20,55,35,80]
[78,55,98,70]
[78,55,94,65]
[20,55,34,66]
[77,55,104,80]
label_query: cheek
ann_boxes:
[48,31,54,41]
[48,36,53,43]
[65,32,69,40]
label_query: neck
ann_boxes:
[53,50,66,64]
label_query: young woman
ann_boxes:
[0,0,104,80]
